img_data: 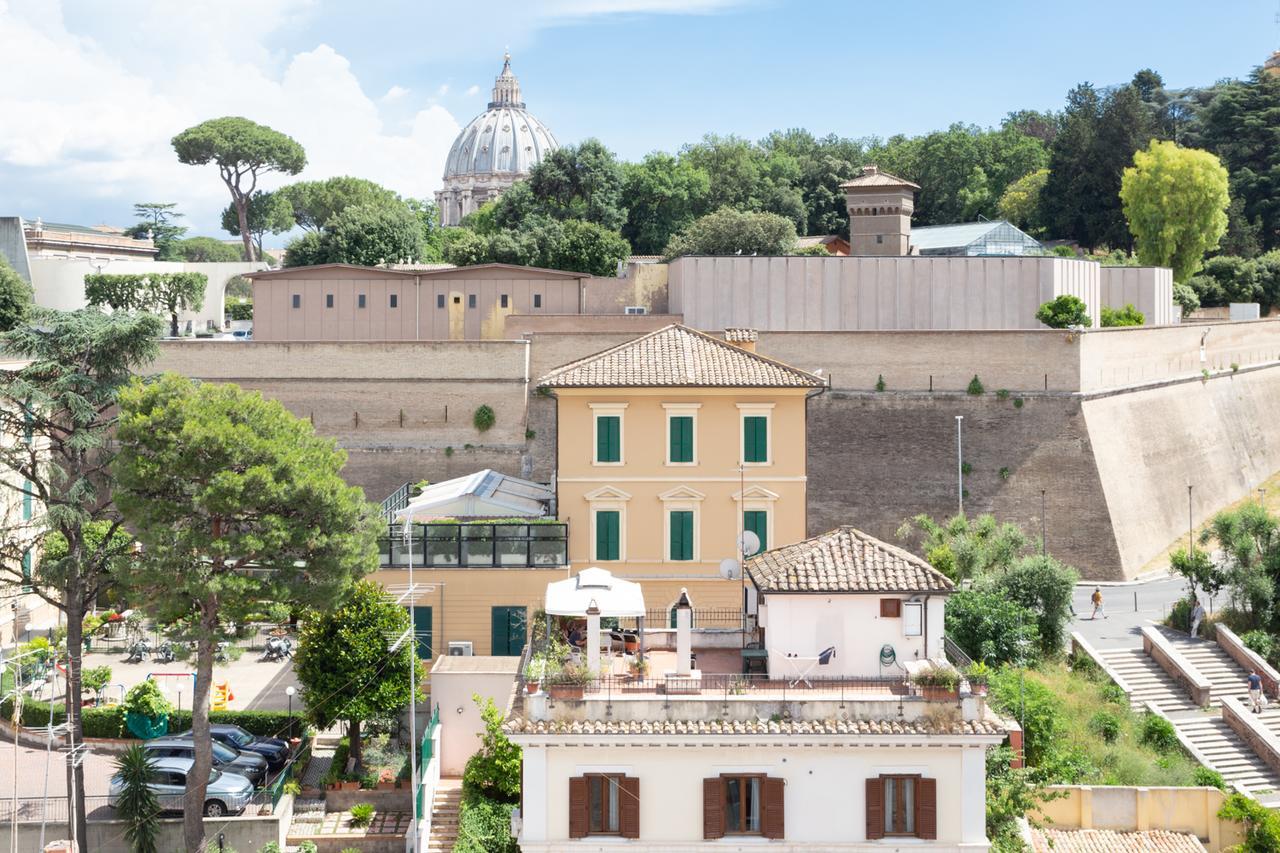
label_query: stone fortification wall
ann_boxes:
[1078,320,1280,393]
[1099,266,1176,327]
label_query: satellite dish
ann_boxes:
[719,558,741,580]
[738,530,761,557]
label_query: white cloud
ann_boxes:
[436,83,450,97]
[381,85,410,102]
[465,85,481,96]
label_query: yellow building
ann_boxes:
[538,324,826,617]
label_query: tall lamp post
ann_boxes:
[285,686,296,739]
[955,416,965,517]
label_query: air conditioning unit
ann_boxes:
[624,306,647,315]
[448,641,474,656]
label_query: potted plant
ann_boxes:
[628,657,649,679]
[548,662,592,699]
[910,662,961,700]
[964,661,991,696]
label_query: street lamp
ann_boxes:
[955,416,965,518]
[285,686,296,739]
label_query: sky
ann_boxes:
[1,0,1277,241]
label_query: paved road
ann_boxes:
[1069,574,1188,651]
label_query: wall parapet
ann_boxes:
[1142,626,1212,707]
[1033,784,1240,851]
[1070,632,1133,696]
[1221,695,1280,779]
[1216,625,1280,698]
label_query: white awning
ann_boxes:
[544,567,646,618]
[394,469,552,522]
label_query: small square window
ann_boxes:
[500,294,509,308]
[876,235,885,244]
[325,293,334,308]
[358,294,367,309]
[453,296,461,305]
[468,294,477,309]
[390,294,398,308]
[437,294,446,309]
[291,294,300,309]
[533,294,542,308]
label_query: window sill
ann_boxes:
[592,461,625,467]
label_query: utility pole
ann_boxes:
[955,416,964,517]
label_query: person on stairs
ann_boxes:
[1249,669,1266,714]
[1190,599,1206,638]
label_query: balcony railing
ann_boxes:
[379,522,568,568]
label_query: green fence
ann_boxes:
[415,706,441,817]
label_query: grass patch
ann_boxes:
[992,662,1202,786]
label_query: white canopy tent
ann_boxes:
[543,568,647,674]
[393,469,552,523]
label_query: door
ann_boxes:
[408,606,433,660]
[491,606,528,656]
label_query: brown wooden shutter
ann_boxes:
[916,777,937,840]
[762,776,785,840]
[619,776,640,839]
[865,777,885,840]
[880,598,901,618]
[568,777,588,839]
[703,777,725,839]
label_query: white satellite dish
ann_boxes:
[738,530,761,557]
[719,558,740,580]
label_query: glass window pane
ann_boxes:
[607,777,620,832]
[746,777,761,833]
[725,778,741,832]
[885,779,895,835]
[903,778,915,834]
[589,777,603,832]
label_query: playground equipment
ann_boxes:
[212,681,234,711]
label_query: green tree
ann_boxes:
[123,203,188,260]
[84,273,207,338]
[1169,547,1224,599]
[1100,304,1145,327]
[621,153,711,255]
[111,374,378,851]
[0,308,162,849]
[172,117,306,262]
[82,665,112,703]
[220,190,294,260]
[283,203,425,268]
[896,513,1028,582]
[515,139,627,231]
[293,579,421,771]
[1036,294,1091,328]
[1173,282,1200,318]
[170,237,242,263]
[982,555,1079,656]
[0,253,33,332]
[462,696,522,803]
[277,176,400,233]
[944,590,1040,665]
[1120,140,1229,282]
[998,169,1049,235]
[662,207,797,260]
[113,744,161,853]
[406,198,446,263]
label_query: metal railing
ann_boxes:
[943,636,974,669]
[538,673,913,703]
[642,607,749,630]
[381,482,413,523]
[0,795,114,822]
[379,522,568,568]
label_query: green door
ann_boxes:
[408,606,433,660]
[491,606,528,656]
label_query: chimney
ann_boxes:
[674,588,694,676]
[723,328,758,353]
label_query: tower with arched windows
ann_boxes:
[839,166,919,256]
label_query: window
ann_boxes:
[743,415,768,463]
[490,606,527,656]
[595,510,620,561]
[390,294,398,308]
[358,294,366,309]
[876,234,885,244]
[866,776,935,840]
[405,606,433,660]
[291,294,300,309]
[668,415,693,463]
[533,294,542,308]
[669,510,693,561]
[743,510,767,555]
[325,293,334,308]
[595,414,621,464]
[468,294,476,309]
[880,599,902,618]
[437,294,446,308]
[500,294,509,308]
[21,550,31,591]
[703,775,784,840]
[453,295,460,305]
[569,775,638,839]
[903,601,923,637]
[22,479,32,521]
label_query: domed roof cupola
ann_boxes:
[436,54,559,226]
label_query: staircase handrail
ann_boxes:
[1142,625,1213,707]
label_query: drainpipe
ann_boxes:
[414,275,421,340]
[923,594,931,661]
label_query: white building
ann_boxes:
[506,528,1007,851]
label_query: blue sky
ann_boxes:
[2,0,1276,240]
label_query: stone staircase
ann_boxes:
[1177,714,1280,800]
[426,780,464,853]
[1159,630,1253,708]
[1097,647,1199,713]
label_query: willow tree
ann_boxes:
[112,374,379,852]
[0,308,162,851]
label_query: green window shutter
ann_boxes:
[21,550,31,591]
[596,510,620,560]
[596,416,620,463]
[409,606,433,660]
[744,511,768,555]
[744,416,768,463]
[21,479,31,521]
[491,606,528,656]
[669,416,693,463]
[670,510,694,561]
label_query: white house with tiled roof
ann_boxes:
[747,526,955,679]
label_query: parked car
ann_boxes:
[176,724,290,771]
[142,737,267,787]
[108,756,253,817]
[231,329,252,341]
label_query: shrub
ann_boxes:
[473,404,496,432]
[945,590,1041,666]
[1166,598,1194,632]
[1193,766,1226,790]
[998,466,1011,481]
[258,845,281,853]
[875,374,886,392]
[1219,791,1280,849]
[1013,397,1024,409]
[1089,711,1121,743]
[1100,303,1145,327]
[1242,630,1278,666]
[123,679,171,718]
[1138,713,1179,754]
[988,670,1065,767]
[462,696,522,804]
[960,461,973,475]
[967,375,985,395]
[1100,683,1128,706]
[984,554,1079,657]
[348,803,374,827]
[1036,294,1092,328]
[115,744,161,853]
[454,793,519,853]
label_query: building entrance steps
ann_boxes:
[426,778,464,853]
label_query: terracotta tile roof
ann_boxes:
[537,324,824,389]
[505,717,1004,737]
[723,328,758,343]
[839,165,920,191]
[746,526,955,594]
[1030,828,1205,853]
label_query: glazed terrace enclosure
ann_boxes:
[378,520,568,568]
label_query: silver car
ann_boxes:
[108,756,254,817]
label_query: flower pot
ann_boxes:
[922,686,958,701]
[623,639,639,654]
[341,780,360,791]
[377,781,396,791]
[525,681,541,694]
[548,684,584,699]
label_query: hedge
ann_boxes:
[0,698,303,740]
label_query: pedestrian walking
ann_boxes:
[1190,599,1206,638]
[1090,586,1107,620]
[1249,669,1265,713]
